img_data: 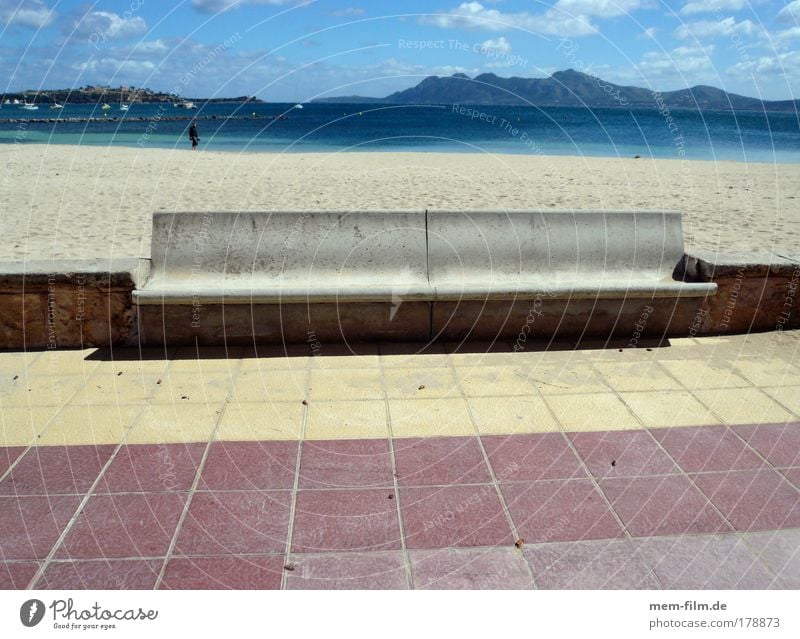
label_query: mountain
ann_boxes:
[313,69,799,111]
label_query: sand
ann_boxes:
[0,144,798,261]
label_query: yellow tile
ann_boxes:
[217,401,304,440]
[592,361,683,392]
[694,388,796,426]
[308,368,384,401]
[25,350,99,376]
[151,371,234,405]
[0,352,41,375]
[659,360,751,389]
[0,407,58,446]
[762,386,800,417]
[0,374,86,407]
[734,359,800,388]
[389,398,475,438]
[309,343,380,369]
[305,400,388,439]
[456,366,534,397]
[77,369,160,404]
[468,396,560,435]
[126,403,222,444]
[384,367,459,399]
[168,346,244,373]
[37,405,140,446]
[545,393,642,432]
[239,344,311,371]
[619,391,719,428]
[380,342,452,368]
[524,363,609,395]
[232,370,309,403]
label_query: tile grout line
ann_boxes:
[153,347,246,589]
[445,341,537,589]
[378,343,414,590]
[25,349,177,589]
[279,356,311,590]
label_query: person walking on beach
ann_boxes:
[189,120,199,150]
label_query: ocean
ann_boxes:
[1,101,798,163]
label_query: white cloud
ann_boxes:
[0,0,53,28]
[332,7,365,17]
[727,50,800,78]
[419,1,596,37]
[778,0,800,24]
[634,45,716,84]
[555,0,644,18]
[191,0,295,13]
[480,36,511,53]
[74,11,148,41]
[679,0,748,15]
[674,17,760,40]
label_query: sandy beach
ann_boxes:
[1,144,798,261]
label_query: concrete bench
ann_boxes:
[134,209,716,344]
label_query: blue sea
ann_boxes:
[1,101,798,163]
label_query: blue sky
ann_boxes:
[0,0,798,101]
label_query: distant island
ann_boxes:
[313,69,800,112]
[2,85,262,105]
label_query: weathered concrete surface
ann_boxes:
[0,259,144,349]
[682,252,800,334]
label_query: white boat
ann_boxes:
[49,103,64,109]
[101,103,111,110]
[12,99,20,105]
[120,103,129,111]
[175,100,196,109]
[294,103,304,109]
[21,100,38,110]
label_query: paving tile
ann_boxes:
[239,344,313,370]
[37,405,141,446]
[308,343,381,369]
[732,422,800,468]
[781,467,800,488]
[502,480,624,543]
[659,359,751,389]
[482,433,586,482]
[527,363,609,395]
[545,393,642,431]
[0,374,86,407]
[410,548,533,589]
[524,539,660,589]
[232,370,309,403]
[0,445,116,496]
[150,371,233,405]
[0,407,59,446]
[161,555,283,589]
[168,346,244,372]
[456,366,535,397]
[98,443,205,493]
[0,446,24,477]
[619,391,718,428]
[308,368,384,401]
[761,386,800,417]
[0,561,38,589]
[305,400,389,440]
[292,489,401,553]
[286,551,408,589]
[299,439,392,490]
[0,495,80,560]
[634,534,776,589]
[592,361,683,392]
[79,370,158,404]
[467,396,560,435]
[651,425,765,473]
[38,559,161,589]
[175,491,291,556]
[569,430,678,479]
[745,529,800,588]
[56,493,186,559]
[394,436,490,487]
[388,398,475,438]
[600,475,731,537]
[401,485,513,549]
[735,360,800,387]
[695,388,796,426]
[125,404,221,445]
[691,469,800,532]
[217,402,304,441]
[384,366,459,399]
[201,440,298,491]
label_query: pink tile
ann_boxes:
[781,467,800,488]
[732,422,800,468]
[745,529,800,588]
[0,445,116,496]
[0,561,38,589]
[291,489,401,553]
[692,469,800,532]
[300,439,392,489]
[502,480,624,543]
[161,556,283,589]
[410,548,533,589]
[482,433,586,482]
[0,495,80,560]
[38,559,160,589]
[99,444,205,493]
[634,534,776,589]
[600,475,731,537]
[0,446,25,477]
[200,441,298,491]
[524,539,660,589]
[401,485,513,549]
[55,493,186,559]
[394,437,490,487]
[651,426,764,473]
[286,552,408,589]
[176,491,291,556]
[569,430,678,478]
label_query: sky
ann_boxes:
[0,0,798,101]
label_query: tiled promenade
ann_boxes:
[1,331,799,589]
